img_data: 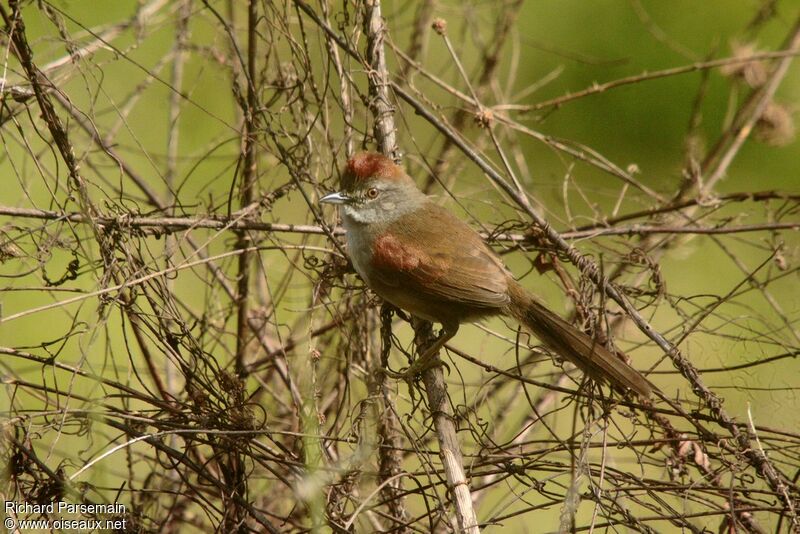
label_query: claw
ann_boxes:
[382,322,458,384]
[383,356,445,381]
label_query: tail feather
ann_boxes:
[506,280,652,398]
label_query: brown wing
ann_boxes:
[370,202,509,310]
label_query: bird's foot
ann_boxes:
[383,355,446,382]
[382,323,456,384]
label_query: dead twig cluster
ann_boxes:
[1,1,798,532]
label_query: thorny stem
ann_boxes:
[364,2,480,532]
[4,2,799,531]
[296,1,800,524]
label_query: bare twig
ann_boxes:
[3,2,798,532]
[364,2,479,532]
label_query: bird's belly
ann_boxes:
[369,275,499,327]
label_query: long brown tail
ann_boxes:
[506,280,652,398]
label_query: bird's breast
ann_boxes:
[341,215,376,284]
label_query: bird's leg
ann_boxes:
[384,322,458,380]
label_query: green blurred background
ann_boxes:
[1,0,798,531]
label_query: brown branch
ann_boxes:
[6,2,799,531]
[388,40,800,522]
[364,0,398,160]
[0,206,340,235]
[2,206,797,240]
[234,0,260,380]
[422,0,524,192]
[520,50,800,112]
[1,0,98,227]
[364,2,479,531]
[700,29,800,192]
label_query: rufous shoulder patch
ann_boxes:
[372,232,451,287]
[372,233,422,272]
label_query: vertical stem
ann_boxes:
[224,1,258,531]
[235,0,259,376]
[364,0,398,159]
[164,0,191,399]
[363,2,481,530]
[415,322,481,534]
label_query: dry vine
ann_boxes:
[1,1,799,533]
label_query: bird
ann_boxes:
[320,152,653,398]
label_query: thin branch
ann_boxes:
[364,2,479,532]
[5,206,794,240]
[520,49,800,112]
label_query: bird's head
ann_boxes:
[320,152,426,224]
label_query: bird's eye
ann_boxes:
[366,187,379,199]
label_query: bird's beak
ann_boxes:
[319,191,351,205]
